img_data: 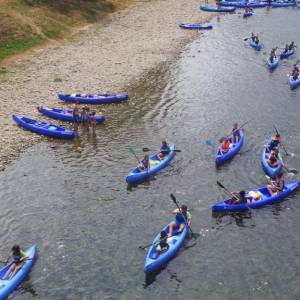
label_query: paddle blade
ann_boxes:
[174,149,182,152]
[216,181,225,189]
[170,193,177,204]
[205,139,214,146]
[142,147,150,152]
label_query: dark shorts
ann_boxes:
[73,115,81,124]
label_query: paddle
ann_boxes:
[216,181,241,202]
[129,147,141,164]
[142,147,181,153]
[273,125,290,156]
[170,193,194,236]
[278,153,298,174]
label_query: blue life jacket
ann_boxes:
[160,145,170,155]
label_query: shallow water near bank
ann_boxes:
[1,7,300,300]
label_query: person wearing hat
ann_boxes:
[267,134,281,152]
[157,140,171,161]
[168,205,192,237]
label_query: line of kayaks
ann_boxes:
[0,245,37,300]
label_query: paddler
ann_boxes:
[138,155,150,172]
[168,205,192,237]
[3,245,29,280]
[157,140,171,161]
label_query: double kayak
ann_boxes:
[199,5,236,12]
[243,11,254,17]
[0,245,37,300]
[266,57,279,70]
[58,93,128,104]
[212,180,300,212]
[288,75,300,89]
[37,107,105,123]
[126,144,175,184]
[12,114,76,139]
[179,23,213,30]
[215,130,244,165]
[272,2,295,7]
[144,222,188,274]
[261,141,283,178]
[279,49,294,59]
[250,40,262,50]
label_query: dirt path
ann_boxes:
[0,0,216,170]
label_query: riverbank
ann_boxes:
[0,0,216,171]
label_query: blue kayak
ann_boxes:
[0,245,37,300]
[261,140,283,178]
[215,130,244,165]
[288,75,300,89]
[220,1,266,7]
[243,11,254,17]
[266,57,279,70]
[272,2,295,7]
[38,107,105,123]
[179,23,213,30]
[199,5,236,12]
[250,40,262,50]
[12,114,76,139]
[279,49,294,59]
[144,222,188,274]
[58,93,128,104]
[212,180,300,212]
[126,144,175,184]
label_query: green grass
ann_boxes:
[45,25,66,38]
[53,76,63,82]
[0,36,45,61]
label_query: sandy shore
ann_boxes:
[0,0,216,170]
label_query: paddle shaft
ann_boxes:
[170,194,193,235]
[216,181,241,202]
[273,125,289,155]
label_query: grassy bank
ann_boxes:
[0,0,135,62]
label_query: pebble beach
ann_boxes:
[0,0,215,170]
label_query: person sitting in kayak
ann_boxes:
[168,205,192,237]
[138,155,150,172]
[288,41,296,51]
[268,156,278,168]
[251,32,256,42]
[230,123,240,143]
[219,137,231,154]
[3,245,29,280]
[267,173,285,195]
[247,190,263,202]
[283,44,289,53]
[270,148,279,159]
[156,231,169,253]
[157,140,171,161]
[230,190,251,205]
[267,134,280,151]
[269,48,277,63]
[291,64,299,80]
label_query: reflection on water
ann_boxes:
[0,7,300,300]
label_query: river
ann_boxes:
[1,6,300,300]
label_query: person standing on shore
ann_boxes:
[73,102,81,133]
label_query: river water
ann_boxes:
[1,6,300,300]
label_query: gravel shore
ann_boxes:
[0,0,216,170]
